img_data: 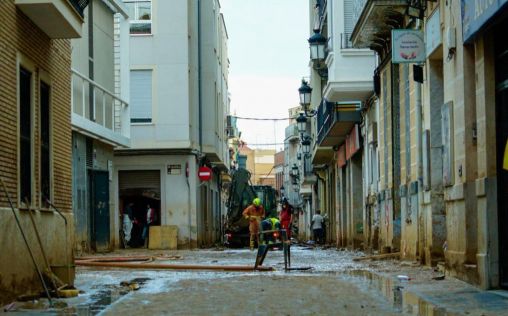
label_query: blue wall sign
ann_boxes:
[462,0,508,42]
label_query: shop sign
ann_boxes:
[391,29,426,63]
[167,164,181,175]
[337,144,346,168]
[345,124,361,160]
[426,8,441,57]
[462,0,508,42]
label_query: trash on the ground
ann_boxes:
[17,294,41,302]
[57,288,79,298]
[3,302,16,312]
[353,252,401,262]
[397,275,411,281]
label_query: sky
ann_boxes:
[220,0,310,152]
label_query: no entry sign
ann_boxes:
[198,166,212,181]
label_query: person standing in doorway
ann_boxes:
[242,198,265,250]
[279,198,293,240]
[311,210,324,244]
[123,202,134,247]
[143,203,155,247]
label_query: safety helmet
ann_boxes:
[253,198,261,207]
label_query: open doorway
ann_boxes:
[119,170,161,248]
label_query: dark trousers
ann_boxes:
[313,228,324,244]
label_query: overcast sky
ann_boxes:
[220,0,309,152]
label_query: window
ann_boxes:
[19,67,32,204]
[40,81,51,206]
[130,70,153,123]
[125,0,152,34]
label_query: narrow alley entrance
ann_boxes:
[119,170,161,248]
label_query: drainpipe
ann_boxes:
[198,0,203,153]
[415,19,424,260]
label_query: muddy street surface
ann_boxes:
[6,246,508,315]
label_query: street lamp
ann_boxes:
[296,112,307,134]
[308,29,327,61]
[298,80,312,107]
[292,180,299,192]
[302,137,311,156]
[291,164,299,177]
[298,80,316,117]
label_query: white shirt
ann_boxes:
[312,214,323,229]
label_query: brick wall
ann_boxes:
[0,1,72,211]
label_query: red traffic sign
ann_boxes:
[198,166,212,181]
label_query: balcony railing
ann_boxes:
[316,99,362,146]
[285,124,299,141]
[68,0,89,18]
[316,100,334,145]
[71,69,129,146]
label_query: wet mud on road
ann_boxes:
[6,246,508,315]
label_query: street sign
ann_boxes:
[198,166,212,181]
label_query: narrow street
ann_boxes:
[9,247,508,315]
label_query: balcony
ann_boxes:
[316,100,362,147]
[15,0,88,38]
[350,0,407,50]
[285,124,299,142]
[71,69,130,148]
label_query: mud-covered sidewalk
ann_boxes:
[5,247,508,315]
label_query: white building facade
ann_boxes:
[70,0,130,253]
[114,0,230,248]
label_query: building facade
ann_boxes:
[70,0,130,254]
[238,146,276,187]
[114,0,230,248]
[274,150,285,196]
[302,0,508,290]
[0,0,86,303]
[305,0,376,245]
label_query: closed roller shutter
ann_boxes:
[119,170,160,191]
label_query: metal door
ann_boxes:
[495,19,508,288]
[91,170,110,251]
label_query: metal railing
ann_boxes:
[316,100,333,145]
[316,99,362,145]
[317,0,327,22]
[71,68,128,135]
[285,124,299,140]
[68,0,89,18]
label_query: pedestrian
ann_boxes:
[242,197,265,250]
[142,203,155,247]
[123,202,134,248]
[311,210,324,244]
[279,198,293,240]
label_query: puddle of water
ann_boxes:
[338,270,452,316]
[71,277,153,315]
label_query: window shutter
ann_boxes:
[130,70,152,122]
[344,0,354,43]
